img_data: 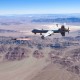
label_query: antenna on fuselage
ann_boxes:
[56,24,58,27]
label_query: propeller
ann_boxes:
[68,27,70,34]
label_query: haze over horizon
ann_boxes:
[0,0,80,15]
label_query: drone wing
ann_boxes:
[41,30,53,39]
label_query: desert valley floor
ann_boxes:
[0,23,80,80]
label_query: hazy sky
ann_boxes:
[0,0,80,14]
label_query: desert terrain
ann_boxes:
[0,15,80,80]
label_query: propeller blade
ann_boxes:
[68,27,70,34]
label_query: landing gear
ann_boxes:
[41,35,44,39]
[40,33,42,35]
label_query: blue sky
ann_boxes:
[0,0,80,14]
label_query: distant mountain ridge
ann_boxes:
[0,14,80,24]
[32,17,80,23]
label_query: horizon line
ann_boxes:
[0,13,80,16]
